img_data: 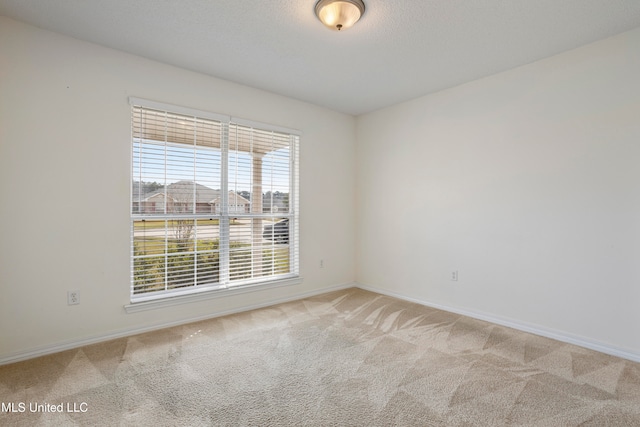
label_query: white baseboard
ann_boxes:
[0,282,355,366]
[6,281,637,365]
[355,282,640,364]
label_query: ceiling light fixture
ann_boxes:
[315,0,365,31]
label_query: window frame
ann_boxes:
[128,97,300,307]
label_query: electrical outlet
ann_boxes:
[451,271,458,281]
[68,290,80,305]
[320,259,324,269]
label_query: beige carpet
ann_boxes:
[1,288,639,426]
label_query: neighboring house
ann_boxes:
[133,180,250,214]
[209,191,251,214]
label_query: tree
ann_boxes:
[170,190,194,251]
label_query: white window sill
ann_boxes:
[124,276,303,313]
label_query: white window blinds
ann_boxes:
[130,98,299,302]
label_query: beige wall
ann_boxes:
[356,27,640,358]
[3,14,639,363]
[0,17,356,361]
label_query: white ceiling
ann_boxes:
[2,0,640,115]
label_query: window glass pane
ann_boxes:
[133,220,166,257]
[227,217,291,285]
[133,219,167,294]
[132,141,166,214]
[262,147,290,214]
[195,147,221,212]
[132,218,221,294]
[195,219,220,285]
[166,252,195,289]
[133,255,166,294]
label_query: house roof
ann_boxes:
[134,181,250,205]
[209,191,250,206]
[134,180,220,204]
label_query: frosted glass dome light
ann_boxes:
[315,0,365,31]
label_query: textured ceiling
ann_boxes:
[2,0,640,115]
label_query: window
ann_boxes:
[130,98,299,303]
